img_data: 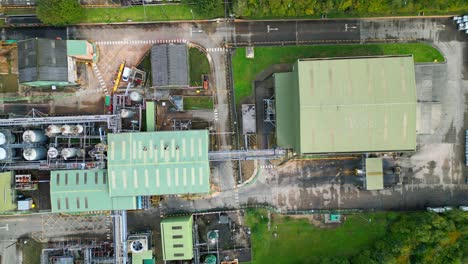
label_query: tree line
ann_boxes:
[233,0,468,18]
[320,210,468,264]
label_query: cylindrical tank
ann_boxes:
[120,109,135,119]
[0,147,7,160]
[204,255,216,264]
[61,148,79,160]
[23,147,46,161]
[72,125,84,134]
[61,125,75,135]
[22,130,46,143]
[129,91,143,102]
[47,147,59,159]
[0,130,15,145]
[46,125,61,134]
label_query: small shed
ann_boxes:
[365,158,384,190]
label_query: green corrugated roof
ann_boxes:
[66,40,88,56]
[107,130,210,197]
[161,216,193,261]
[50,170,136,213]
[274,72,300,151]
[275,56,417,154]
[146,101,156,132]
[131,250,154,264]
[0,172,15,212]
[365,158,384,190]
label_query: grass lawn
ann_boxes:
[22,239,46,264]
[189,48,210,86]
[184,96,214,110]
[245,209,391,263]
[82,5,222,23]
[232,43,444,105]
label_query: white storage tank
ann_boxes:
[46,125,61,135]
[0,147,8,160]
[72,125,84,134]
[47,147,59,159]
[130,91,143,102]
[23,147,46,161]
[22,130,47,143]
[61,148,80,160]
[0,130,15,145]
[120,109,135,119]
[61,125,75,135]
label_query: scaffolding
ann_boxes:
[172,119,192,130]
[263,97,276,127]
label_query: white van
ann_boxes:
[122,67,132,82]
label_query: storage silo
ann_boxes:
[23,147,47,161]
[61,148,80,160]
[22,130,47,143]
[47,147,59,159]
[0,130,15,145]
[46,125,61,135]
[0,147,8,161]
[130,91,143,102]
[120,109,135,119]
[61,125,74,135]
[72,125,84,134]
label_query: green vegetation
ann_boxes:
[4,8,36,15]
[22,239,46,264]
[246,209,468,264]
[184,96,214,110]
[232,43,444,104]
[245,209,389,263]
[82,4,223,23]
[234,0,468,18]
[182,0,223,17]
[189,48,210,86]
[137,53,152,86]
[36,0,84,26]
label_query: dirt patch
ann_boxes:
[288,214,341,229]
[241,160,255,182]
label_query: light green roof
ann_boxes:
[161,216,193,261]
[0,172,15,212]
[107,130,210,197]
[146,101,156,132]
[131,250,154,264]
[275,56,417,154]
[66,40,88,56]
[50,170,136,213]
[365,158,384,190]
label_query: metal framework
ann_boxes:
[0,114,121,132]
[263,97,276,127]
[208,148,285,161]
[172,119,192,130]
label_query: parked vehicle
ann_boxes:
[459,206,468,211]
[122,67,131,82]
[427,207,453,213]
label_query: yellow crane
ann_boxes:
[112,62,125,93]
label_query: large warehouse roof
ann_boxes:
[275,56,417,154]
[161,216,193,261]
[365,158,384,190]
[151,44,189,87]
[107,130,210,197]
[50,170,136,213]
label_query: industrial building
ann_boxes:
[160,215,194,261]
[17,38,95,87]
[274,56,417,154]
[151,44,189,87]
[0,171,16,212]
[50,170,137,213]
[107,130,210,197]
